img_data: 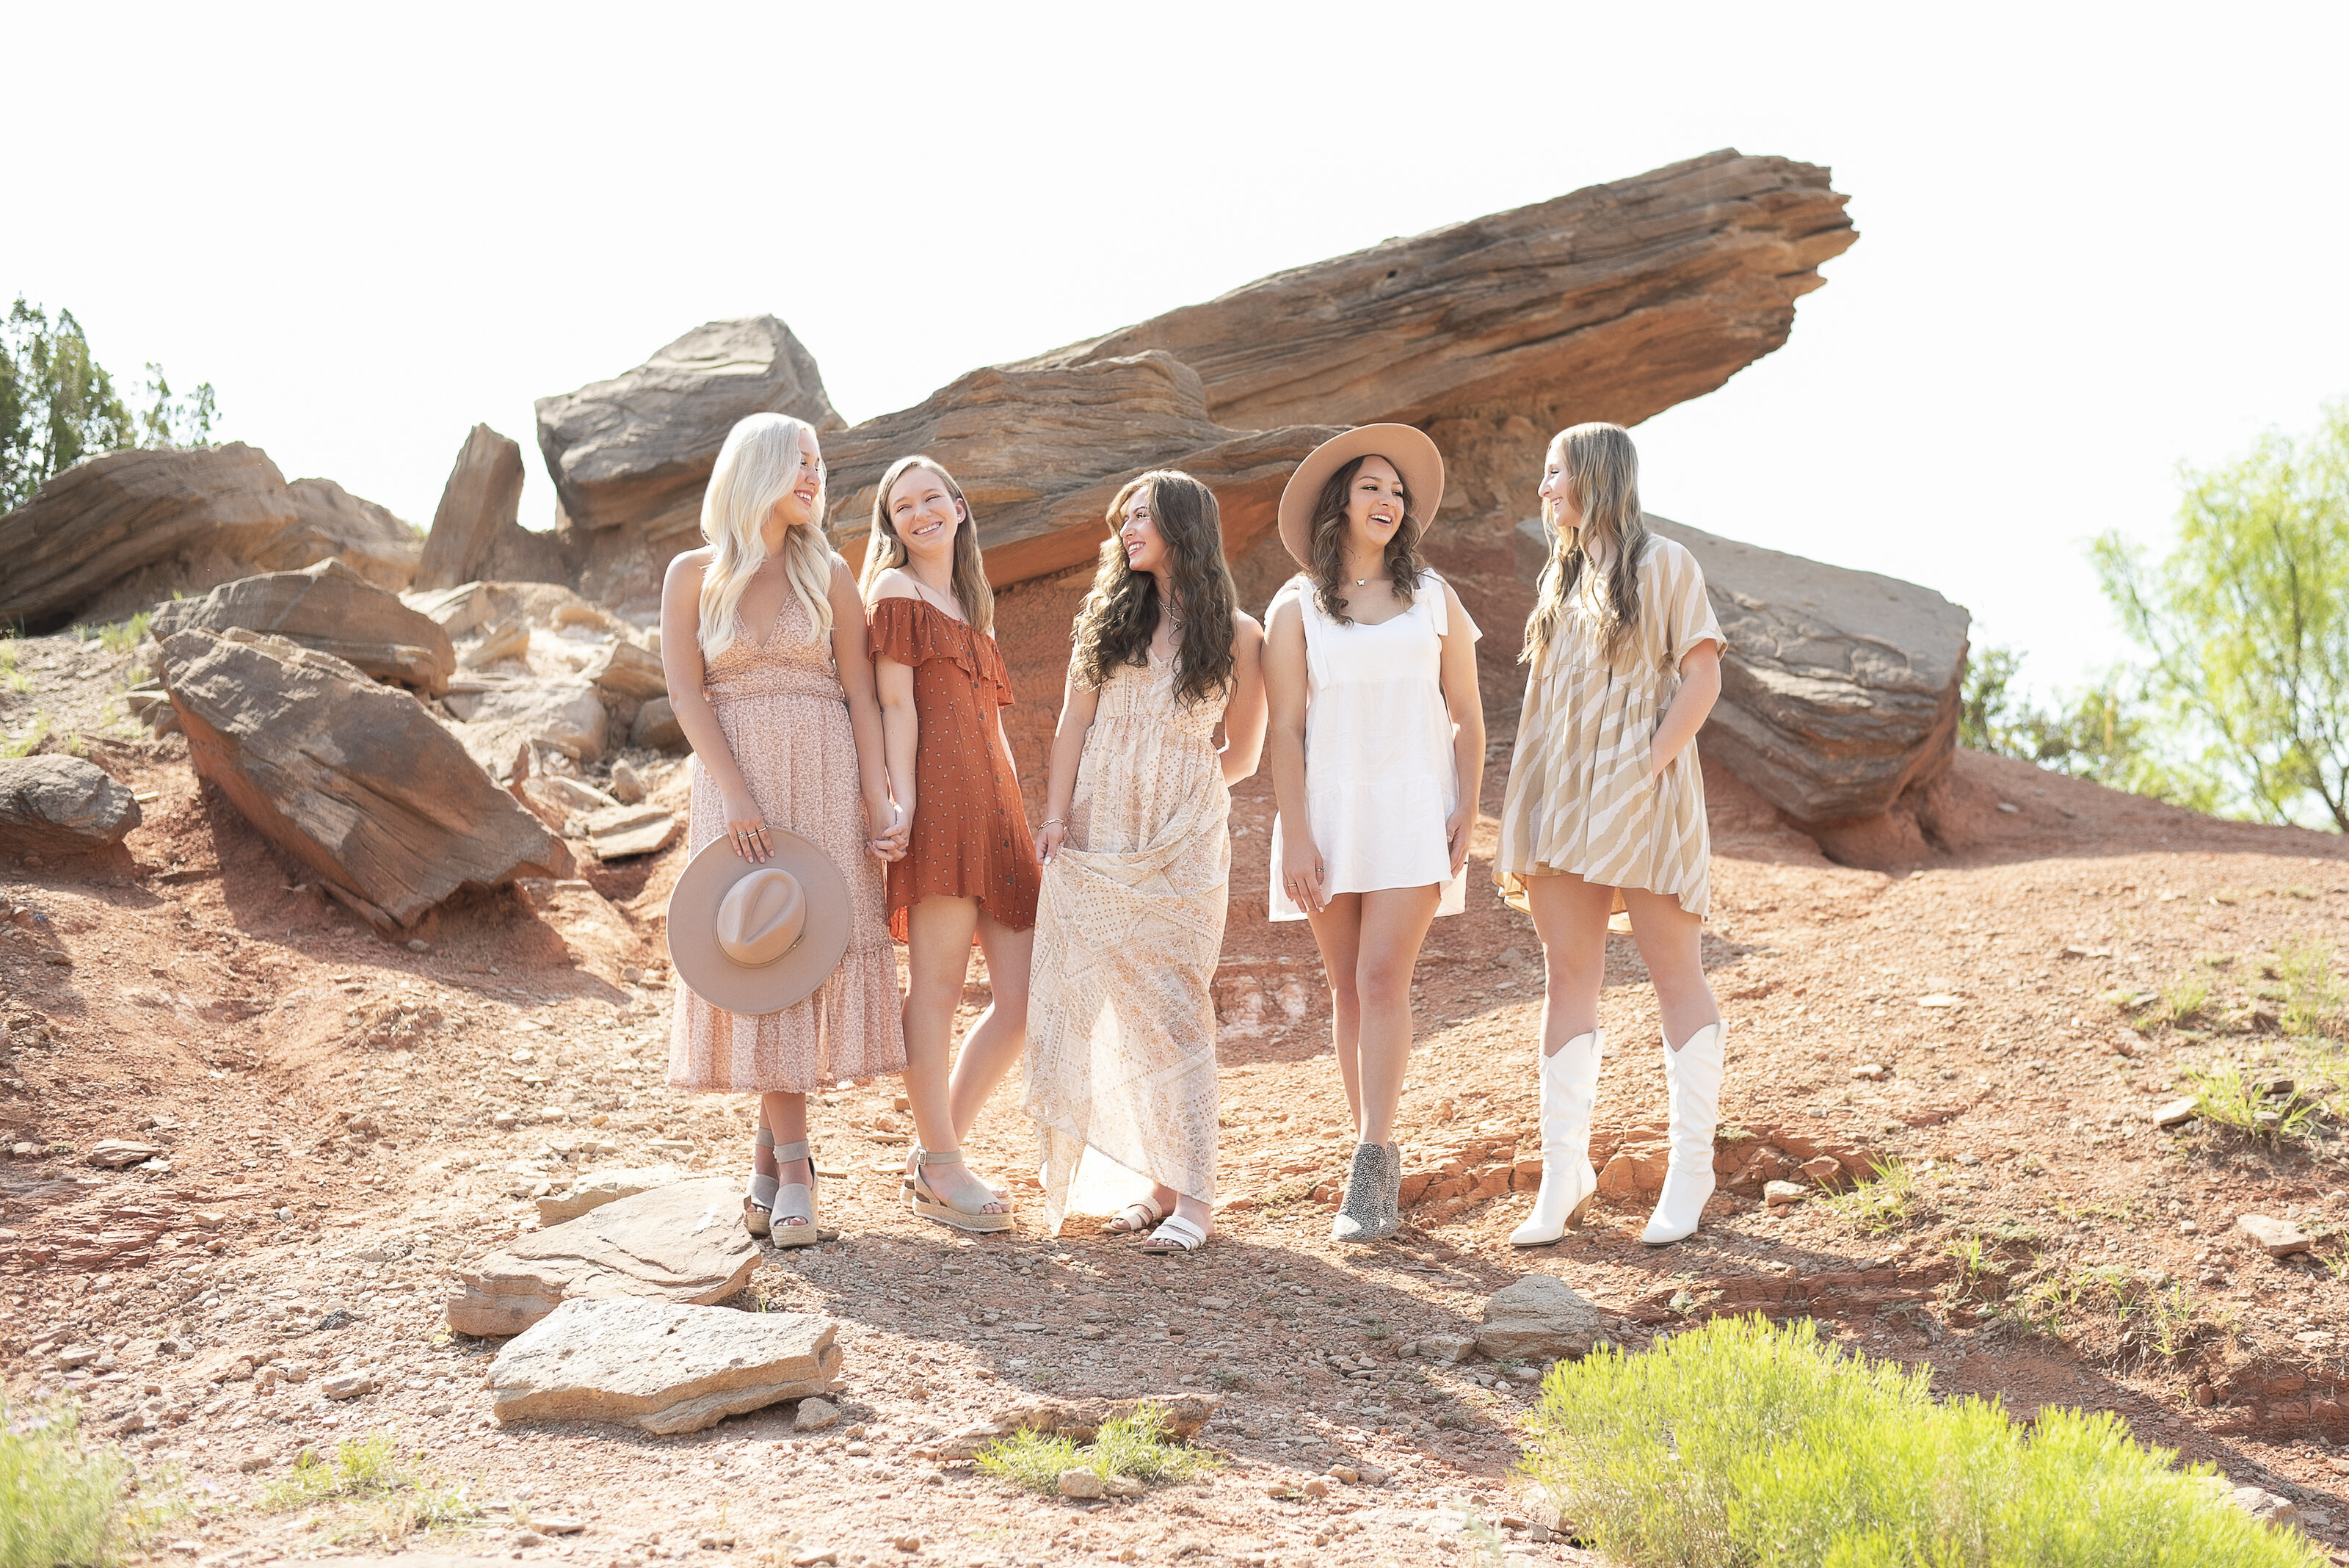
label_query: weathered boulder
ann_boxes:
[0,445,424,631]
[631,697,683,751]
[819,351,1337,586]
[0,756,142,856]
[487,1297,839,1434]
[148,559,457,695]
[536,317,842,605]
[1474,1274,1612,1362]
[443,679,610,771]
[414,425,528,592]
[282,479,424,592]
[155,628,570,927]
[1021,149,1856,527]
[444,1177,757,1338]
[1642,516,1970,830]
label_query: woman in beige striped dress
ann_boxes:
[1495,422,1727,1249]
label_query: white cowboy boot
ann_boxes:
[1641,1021,1726,1246]
[1509,1030,1604,1246]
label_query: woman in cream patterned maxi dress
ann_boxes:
[1024,471,1266,1253]
[1495,421,1728,1252]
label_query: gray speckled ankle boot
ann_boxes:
[1330,1142,1396,1244]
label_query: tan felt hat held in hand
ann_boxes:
[666,830,852,1016]
[1275,424,1446,568]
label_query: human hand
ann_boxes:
[1034,819,1067,864]
[1280,833,1328,915]
[1445,804,1473,880]
[865,794,910,862]
[720,788,771,863]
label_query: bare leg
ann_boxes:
[1348,885,1441,1144]
[1524,872,1616,1055]
[1303,893,1365,1130]
[901,894,1009,1218]
[756,1091,813,1234]
[1621,888,1721,1047]
[945,912,1035,1140]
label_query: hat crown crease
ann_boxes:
[716,868,807,967]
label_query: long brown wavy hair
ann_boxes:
[1307,454,1428,623]
[858,455,995,634]
[1070,471,1236,708]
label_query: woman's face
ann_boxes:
[767,434,824,533]
[887,466,964,565]
[1538,445,1583,534]
[1119,487,1168,576]
[1343,455,1407,559]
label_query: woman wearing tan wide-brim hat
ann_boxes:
[658,413,908,1248]
[1261,424,1486,1245]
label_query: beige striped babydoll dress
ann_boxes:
[1495,534,1726,917]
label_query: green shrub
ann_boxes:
[0,1402,178,1568]
[1519,1316,2320,1568]
[975,1403,1216,1496]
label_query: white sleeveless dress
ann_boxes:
[1268,569,1477,921]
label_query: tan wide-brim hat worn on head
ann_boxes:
[667,830,852,1016]
[1275,423,1446,568]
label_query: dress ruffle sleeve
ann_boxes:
[1421,571,1481,642]
[868,597,974,673]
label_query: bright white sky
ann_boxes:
[15,2,2347,700]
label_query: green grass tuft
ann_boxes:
[0,1401,181,1568]
[1519,1315,2322,1568]
[1824,1158,1927,1235]
[2274,935,2343,1039]
[256,1433,478,1545]
[975,1403,1217,1496]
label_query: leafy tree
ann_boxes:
[1960,644,2215,811]
[1,299,217,511]
[2094,400,2349,832]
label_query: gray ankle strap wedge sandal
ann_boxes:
[907,1147,1014,1234]
[766,1137,823,1249]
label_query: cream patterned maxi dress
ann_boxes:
[1023,652,1231,1235]
[1495,534,1727,916]
[668,593,906,1092]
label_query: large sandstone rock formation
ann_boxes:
[149,559,457,695]
[413,425,528,592]
[1019,149,1856,529]
[0,445,421,631]
[534,317,843,605]
[1644,516,1970,833]
[819,352,1337,584]
[156,628,571,927]
[534,150,1852,609]
[0,757,142,857]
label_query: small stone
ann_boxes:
[406,939,429,954]
[1764,1180,1808,1206]
[2192,1384,2216,1407]
[1101,1473,1145,1498]
[1059,1468,1105,1498]
[53,1344,101,1368]
[2236,1214,2314,1257]
[1917,994,1961,1009]
[794,1396,840,1431]
[1198,1296,1231,1310]
[1325,1464,1359,1484]
[1417,1334,1474,1364]
[1301,1478,1332,1499]
[843,1440,873,1456]
[236,1448,272,1473]
[1797,1156,1842,1181]
[1849,1064,1887,1081]
[2152,1097,2199,1129]
[1477,1274,1611,1362]
[1996,801,2020,813]
[892,1537,921,1554]
[510,1530,548,1549]
[89,1139,162,1168]
[537,1516,585,1535]
[1355,1462,1390,1485]
[791,1553,838,1568]
[2228,1486,2298,1525]
[322,1371,377,1400]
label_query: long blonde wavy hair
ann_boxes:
[1522,422,1649,667]
[857,454,995,634]
[697,413,834,658]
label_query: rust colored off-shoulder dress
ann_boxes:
[868,595,1041,941]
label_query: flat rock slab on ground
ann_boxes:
[585,805,680,860]
[447,1177,758,1337]
[0,756,141,856]
[2237,1213,2314,1257]
[1475,1274,1613,1362]
[488,1296,839,1434]
[535,1164,682,1224]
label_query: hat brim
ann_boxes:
[666,830,854,1017]
[1274,424,1446,569]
